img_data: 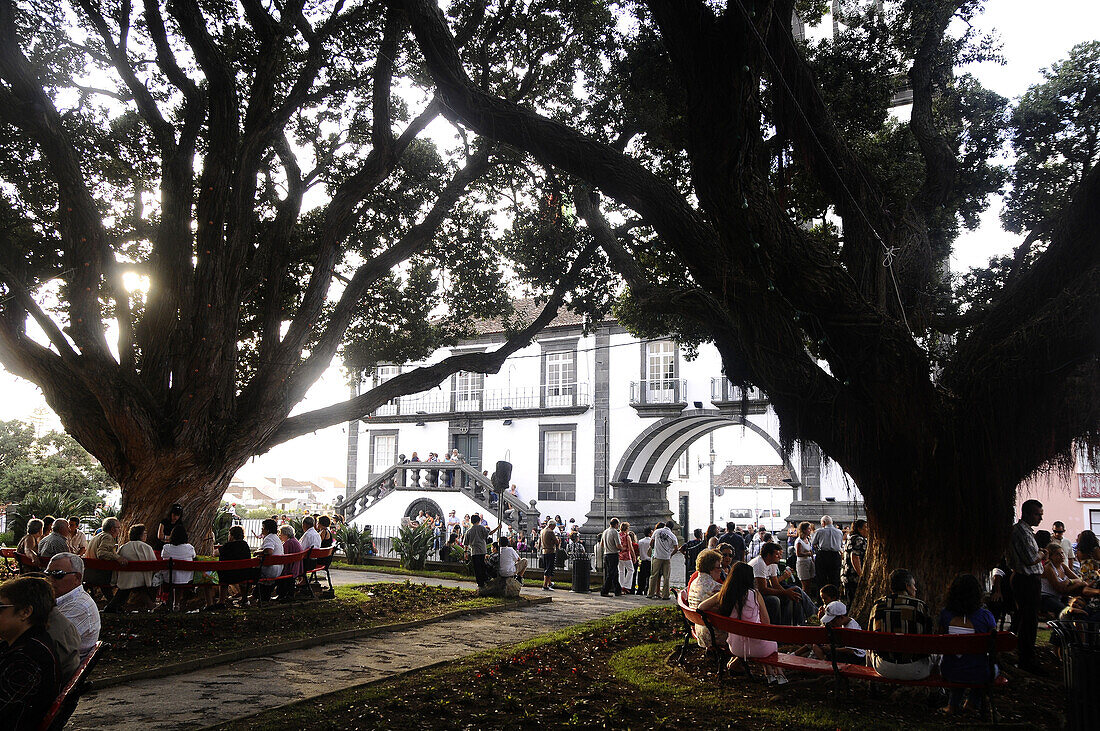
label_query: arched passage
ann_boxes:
[404,497,444,521]
[613,409,800,486]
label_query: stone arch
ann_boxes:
[613,408,800,486]
[404,497,445,522]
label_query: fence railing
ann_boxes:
[629,378,688,405]
[710,378,767,403]
[371,383,591,417]
[351,524,601,571]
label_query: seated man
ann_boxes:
[37,519,70,565]
[497,536,527,582]
[45,553,100,660]
[867,568,934,680]
[749,542,809,625]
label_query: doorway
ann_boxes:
[452,433,480,468]
[678,493,690,540]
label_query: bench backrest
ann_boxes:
[38,640,103,731]
[676,591,1016,653]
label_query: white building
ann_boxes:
[343,303,860,537]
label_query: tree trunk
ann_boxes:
[117,459,240,556]
[850,456,1016,620]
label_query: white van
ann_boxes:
[728,507,787,533]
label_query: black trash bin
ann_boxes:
[1048,619,1100,731]
[571,555,591,593]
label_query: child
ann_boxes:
[793,584,866,663]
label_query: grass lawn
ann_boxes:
[213,606,1069,730]
[95,582,511,679]
[332,561,584,590]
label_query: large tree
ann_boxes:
[0,0,612,544]
[399,0,1100,603]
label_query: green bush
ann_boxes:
[336,524,374,564]
[393,522,434,570]
[0,531,14,547]
[8,491,99,542]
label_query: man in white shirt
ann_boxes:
[748,542,800,625]
[256,519,284,600]
[599,518,622,597]
[446,510,460,532]
[648,521,680,600]
[497,536,527,580]
[66,517,88,556]
[300,516,322,551]
[46,553,100,659]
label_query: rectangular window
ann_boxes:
[1091,509,1100,535]
[645,341,676,403]
[373,434,396,472]
[375,366,400,415]
[543,430,573,473]
[454,371,482,411]
[545,351,576,407]
[757,475,767,485]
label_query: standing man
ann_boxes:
[66,517,88,557]
[810,515,843,590]
[636,527,654,595]
[718,522,747,563]
[464,513,499,588]
[681,529,704,580]
[1010,499,1046,674]
[648,520,680,600]
[539,520,560,591]
[599,518,622,597]
[747,527,767,560]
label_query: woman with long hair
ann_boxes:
[699,561,787,683]
[938,574,999,715]
[704,524,720,549]
[794,521,815,593]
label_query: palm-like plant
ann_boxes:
[336,524,374,565]
[393,522,434,570]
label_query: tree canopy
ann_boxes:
[0,418,113,514]
[0,0,615,531]
[397,0,1100,599]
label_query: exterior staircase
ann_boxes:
[335,461,539,529]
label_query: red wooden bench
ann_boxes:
[38,640,103,731]
[255,549,311,604]
[304,546,336,595]
[676,590,1016,721]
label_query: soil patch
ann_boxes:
[96,582,505,678]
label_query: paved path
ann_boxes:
[71,569,672,730]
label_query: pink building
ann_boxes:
[1015,447,1100,541]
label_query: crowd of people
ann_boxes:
[0,504,350,725]
[679,500,1099,713]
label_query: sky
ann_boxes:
[2,1,1097,487]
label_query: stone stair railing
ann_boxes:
[336,461,539,529]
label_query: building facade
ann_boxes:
[345,306,860,536]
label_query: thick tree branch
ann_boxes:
[908,0,962,216]
[239,146,494,436]
[261,242,598,449]
[0,0,113,361]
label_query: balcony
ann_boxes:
[710,378,769,415]
[367,383,591,422]
[629,378,688,417]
